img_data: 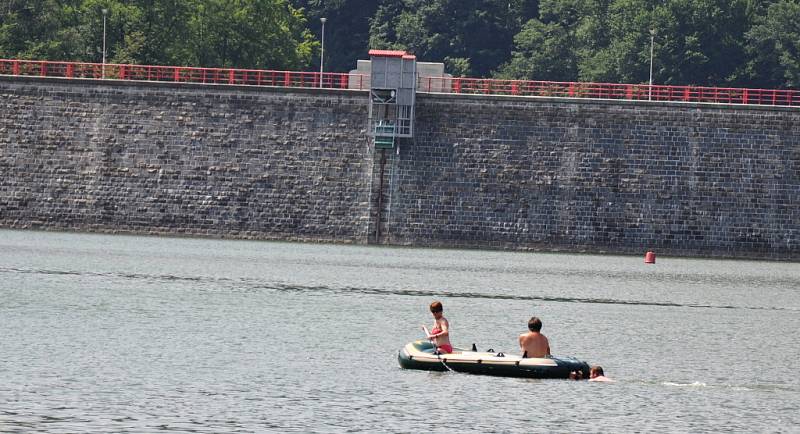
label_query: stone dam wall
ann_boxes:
[1,76,798,259]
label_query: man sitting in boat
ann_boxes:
[425,301,453,354]
[519,316,550,358]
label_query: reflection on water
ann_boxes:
[1,229,798,433]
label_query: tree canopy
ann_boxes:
[1,0,798,88]
[0,0,315,69]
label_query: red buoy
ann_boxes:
[645,251,656,264]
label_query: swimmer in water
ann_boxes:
[588,365,613,382]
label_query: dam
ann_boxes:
[1,57,798,259]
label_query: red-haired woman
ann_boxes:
[425,301,453,354]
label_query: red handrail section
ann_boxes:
[0,59,364,90]
[418,76,800,107]
[1,59,798,107]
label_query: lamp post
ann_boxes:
[102,8,108,79]
[648,28,656,101]
[319,17,326,87]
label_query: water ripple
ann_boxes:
[271,283,798,312]
[1,266,796,312]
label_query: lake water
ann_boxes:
[1,229,798,433]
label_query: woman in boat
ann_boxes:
[425,301,453,354]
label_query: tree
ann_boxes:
[652,0,752,86]
[369,0,536,77]
[495,18,578,80]
[292,0,379,72]
[187,0,314,69]
[0,0,315,70]
[112,0,193,65]
[0,0,86,60]
[574,0,650,83]
[746,0,800,88]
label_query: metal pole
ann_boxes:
[319,17,326,87]
[649,28,655,101]
[102,8,108,79]
[376,149,386,243]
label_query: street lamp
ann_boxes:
[648,28,656,101]
[102,8,108,79]
[319,17,326,87]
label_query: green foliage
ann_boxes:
[654,0,752,86]
[368,0,537,77]
[0,0,85,60]
[495,19,577,80]
[187,0,314,69]
[496,0,769,87]
[293,0,379,72]
[745,0,800,87]
[0,0,313,69]
[1,0,799,88]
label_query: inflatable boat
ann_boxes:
[398,340,590,379]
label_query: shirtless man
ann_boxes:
[519,316,550,358]
[588,365,613,382]
[424,301,453,354]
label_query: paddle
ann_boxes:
[422,325,432,343]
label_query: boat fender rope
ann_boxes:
[488,348,494,353]
[437,353,455,372]
[496,352,505,357]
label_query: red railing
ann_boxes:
[2,59,798,107]
[419,76,800,107]
[0,59,366,90]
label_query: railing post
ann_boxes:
[12,60,20,75]
[40,62,46,77]
[684,87,690,102]
[173,67,180,82]
[284,71,291,87]
[511,82,518,95]
[569,83,575,97]
[626,84,633,100]
[66,64,74,78]
[119,65,126,80]
[229,69,235,84]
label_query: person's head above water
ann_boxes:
[528,316,543,332]
[590,366,604,378]
[430,301,443,316]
